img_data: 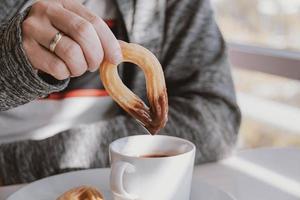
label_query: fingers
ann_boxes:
[22,17,88,76]
[60,0,122,65]
[54,36,88,75]
[46,3,104,71]
[23,0,120,80]
[23,38,70,80]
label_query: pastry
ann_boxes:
[57,186,104,200]
[100,41,168,134]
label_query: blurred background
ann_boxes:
[211,0,300,149]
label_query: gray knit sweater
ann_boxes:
[0,0,241,185]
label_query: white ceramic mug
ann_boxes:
[109,135,196,200]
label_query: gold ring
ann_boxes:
[49,32,63,52]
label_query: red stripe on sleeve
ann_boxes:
[42,89,109,100]
[104,19,115,28]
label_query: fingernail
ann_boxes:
[111,50,123,65]
[89,68,98,72]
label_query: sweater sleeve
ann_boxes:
[0,9,69,111]
[158,0,241,162]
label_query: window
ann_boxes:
[212,0,300,51]
[211,0,300,149]
[233,68,300,148]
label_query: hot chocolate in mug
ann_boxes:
[109,135,196,200]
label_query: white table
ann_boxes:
[1,147,299,200]
[195,147,300,200]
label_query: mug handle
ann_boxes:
[110,161,138,200]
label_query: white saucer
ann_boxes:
[8,168,234,200]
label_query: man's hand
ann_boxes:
[22,0,122,80]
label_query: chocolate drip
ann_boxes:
[147,90,168,135]
[128,100,152,126]
[128,89,168,135]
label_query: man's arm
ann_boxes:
[0,9,69,111]
[159,0,241,162]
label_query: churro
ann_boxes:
[100,41,168,134]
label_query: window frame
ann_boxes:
[228,43,300,80]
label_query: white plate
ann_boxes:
[8,168,235,200]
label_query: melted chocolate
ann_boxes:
[140,154,171,158]
[128,89,168,135]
